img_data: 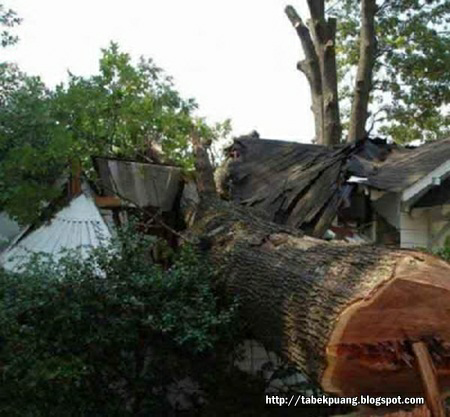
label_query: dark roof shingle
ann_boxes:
[223,136,450,236]
[367,138,450,192]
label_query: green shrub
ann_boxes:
[436,246,450,262]
[0,228,240,416]
[434,237,450,262]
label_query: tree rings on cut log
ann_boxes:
[322,254,450,399]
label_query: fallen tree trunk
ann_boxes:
[188,196,450,399]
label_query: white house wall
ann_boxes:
[235,339,309,393]
[399,208,430,249]
[373,197,449,250]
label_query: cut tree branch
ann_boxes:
[412,342,446,417]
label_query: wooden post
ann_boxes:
[412,341,446,417]
[69,159,82,197]
[94,196,123,208]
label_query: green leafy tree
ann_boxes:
[0,3,21,47]
[0,43,230,224]
[333,0,450,143]
[53,43,199,167]
[52,43,231,168]
[0,64,73,223]
[0,228,241,416]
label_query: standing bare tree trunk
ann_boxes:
[286,1,378,145]
[306,0,341,147]
[286,1,341,147]
[348,0,377,142]
[285,6,324,145]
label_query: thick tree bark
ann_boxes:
[189,143,450,401]
[190,197,450,398]
[306,1,341,147]
[318,18,341,147]
[348,0,377,142]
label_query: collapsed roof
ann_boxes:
[220,136,450,237]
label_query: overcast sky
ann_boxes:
[2,0,314,142]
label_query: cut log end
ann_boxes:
[322,254,450,399]
[188,196,450,404]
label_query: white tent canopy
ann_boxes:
[0,194,112,272]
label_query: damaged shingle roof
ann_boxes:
[224,138,382,236]
[226,138,332,205]
[223,136,450,237]
[367,137,450,192]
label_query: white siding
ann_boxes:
[235,339,309,392]
[399,208,430,249]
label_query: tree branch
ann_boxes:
[306,0,325,23]
[192,131,217,197]
[306,0,326,45]
[285,6,319,72]
[318,16,341,146]
[348,0,377,142]
[285,5,324,144]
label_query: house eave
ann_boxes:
[401,159,450,208]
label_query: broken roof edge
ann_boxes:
[366,136,450,193]
[93,157,183,211]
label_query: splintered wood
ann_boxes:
[412,342,446,417]
[322,255,450,399]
